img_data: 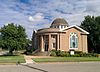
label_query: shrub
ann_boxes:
[60,51,68,57]
[50,50,98,57]
[50,50,69,57]
[70,54,80,57]
[51,49,56,51]
[75,51,83,54]
[80,53,98,57]
[50,51,57,56]
[64,53,70,57]
[56,50,61,56]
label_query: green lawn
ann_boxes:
[0,55,25,64]
[33,57,100,62]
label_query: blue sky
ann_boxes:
[0,0,100,39]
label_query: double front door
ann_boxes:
[44,35,49,51]
[45,43,49,51]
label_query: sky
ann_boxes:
[0,0,100,39]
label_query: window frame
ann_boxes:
[69,33,78,49]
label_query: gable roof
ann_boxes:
[60,25,89,34]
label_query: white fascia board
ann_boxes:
[59,25,89,34]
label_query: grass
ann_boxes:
[0,55,25,64]
[33,57,100,62]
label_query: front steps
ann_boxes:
[33,51,51,56]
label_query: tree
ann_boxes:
[0,23,29,54]
[80,15,100,53]
[95,16,100,53]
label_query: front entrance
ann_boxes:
[43,35,49,51]
[45,43,49,51]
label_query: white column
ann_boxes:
[41,35,44,52]
[49,34,52,51]
[57,34,59,50]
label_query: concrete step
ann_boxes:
[26,60,33,63]
[33,51,50,56]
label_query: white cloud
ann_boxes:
[29,13,44,22]
[29,16,34,21]
[0,0,100,39]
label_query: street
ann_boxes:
[0,62,100,72]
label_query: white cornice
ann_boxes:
[60,25,89,34]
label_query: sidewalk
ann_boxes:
[24,55,52,64]
[24,55,35,64]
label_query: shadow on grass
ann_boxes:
[20,64,48,72]
[0,55,19,57]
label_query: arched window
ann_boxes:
[70,33,78,49]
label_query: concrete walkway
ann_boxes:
[24,55,52,64]
[24,55,35,64]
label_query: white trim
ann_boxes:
[61,50,64,51]
[60,25,89,34]
[69,47,78,50]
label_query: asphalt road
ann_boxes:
[0,62,100,72]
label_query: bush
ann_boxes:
[70,54,80,57]
[50,51,56,56]
[51,50,57,52]
[56,50,61,56]
[50,50,69,57]
[60,51,67,57]
[80,53,98,57]
[50,50,98,57]
[75,51,83,54]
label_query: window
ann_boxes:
[61,25,63,28]
[61,25,64,28]
[70,33,78,49]
[57,26,59,28]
